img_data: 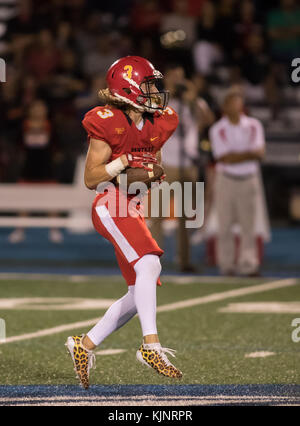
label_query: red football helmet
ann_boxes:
[106,56,169,113]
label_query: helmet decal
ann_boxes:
[123,65,133,80]
[122,64,143,91]
[106,56,169,113]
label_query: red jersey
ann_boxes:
[82,105,178,160]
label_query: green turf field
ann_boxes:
[0,275,299,386]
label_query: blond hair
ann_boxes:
[98,88,127,107]
[98,87,163,113]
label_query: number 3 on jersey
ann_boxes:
[97,109,114,119]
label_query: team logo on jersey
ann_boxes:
[115,127,125,134]
[131,147,154,153]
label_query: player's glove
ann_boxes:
[125,153,158,172]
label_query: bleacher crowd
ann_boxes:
[1,0,299,184]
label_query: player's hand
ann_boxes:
[139,153,158,164]
[124,153,158,171]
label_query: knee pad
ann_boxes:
[134,254,162,278]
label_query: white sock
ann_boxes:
[87,286,137,346]
[143,342,161,350]
[86,254,161,346]
[133,254,161,337]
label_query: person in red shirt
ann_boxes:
[26,29,61,83]
[65,56,182,389]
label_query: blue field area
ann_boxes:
[0,227,299,277]
[1,384,300,397]
[1,384,300,406]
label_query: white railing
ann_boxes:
[0,156,95,231]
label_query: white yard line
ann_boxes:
[164,275,273,285]
[0,297,116,311]
[0,273,121,282]
[219,301,300,314]
[1,318,101,344]
[0,278,297,345]
[157,278,298,313]
[95,349,127,356]
[245,351,276,358]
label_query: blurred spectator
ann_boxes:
[267,0,300,64]
[130,0,162,36]
[233,30,282,120]
[150,64,214,272]
[215,0,237,62]
[74,11,102,54]
[137,37,164,71]
[209,88,266,276]
[189,72,216,248]
[192,73,217,116]
[0,73,22,141]
[0,0,298,239]
[75,74,106,117]
[0,73,23,181]
[42,48,84,111]
[238,32,270,87]
[193,0,223,76]
[20,99,53,182]
[160,0,197,48]
[160,0,196,74]
[117,33,135,57]
[20,74,39,107]
[56,21,77,50]
[25,29,61,83]
[162,64,201,170]
[237,32,279,109]
[53,110,85,184]
[237,32,284,120]
[187,0,207,17]
[82,33,119,77]
[234,0,263,53]
[8,99,63,244]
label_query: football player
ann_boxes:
[66,56,182,389]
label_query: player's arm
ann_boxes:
[219,121,265,164]
[84,138,128,190]
[218,148,265,164]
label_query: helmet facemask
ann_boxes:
[137,72,169,113]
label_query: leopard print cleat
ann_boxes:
[136,343,182,379]
[65,335,96,389]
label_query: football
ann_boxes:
[115,163,164,190]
